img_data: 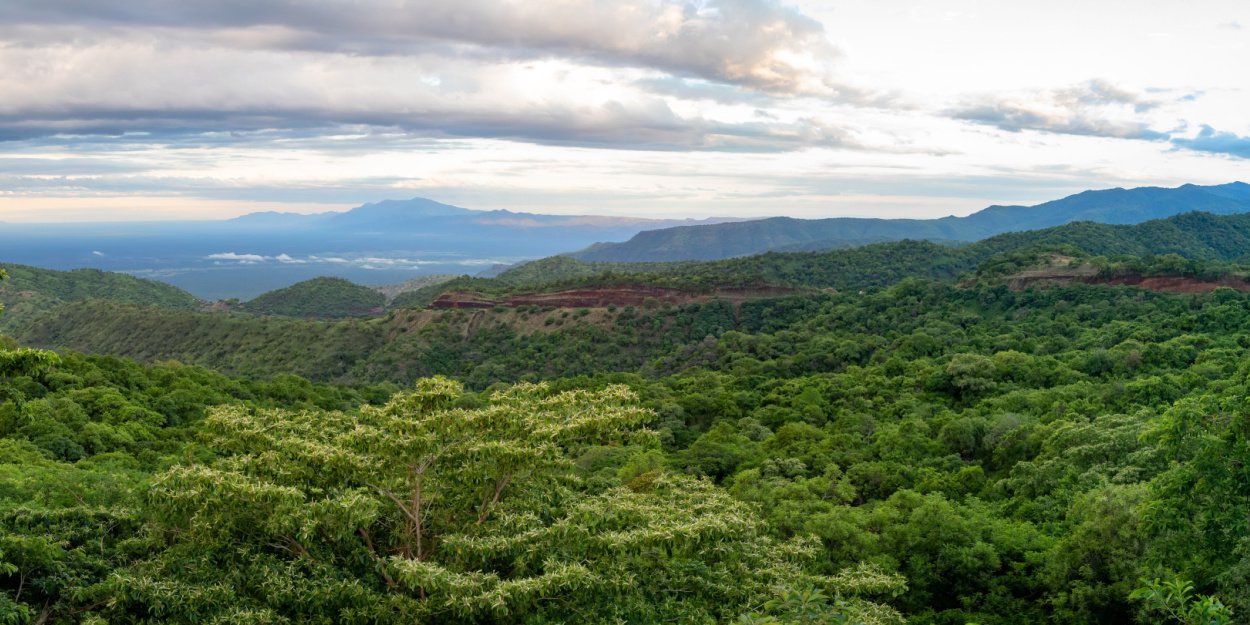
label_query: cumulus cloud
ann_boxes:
[948,79,1169,140]
[1171,125,1250,159]
[206,252,267,262]
[634,77,778,106]
[206,252,443,268]
[0,0,841,96]
[0,32,859,151]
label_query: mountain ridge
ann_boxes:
[227,197,742,232]
[571,182,1250,262]
[19,208,1250,378]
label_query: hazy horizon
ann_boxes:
[0,181,1245,225]
[1,1,1248,222]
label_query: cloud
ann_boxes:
[0,0,841,96]
[0,38,859,152]
[1171,125,1250,158]
[207,251,438,268]
[635,76,778,106]
[0,156,147,175]
[948,79,1169,140]
[206,252,267,262]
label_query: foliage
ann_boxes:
[1129,577,1232,625]
[0,263,200,333]
[9,212,1250,625]
[100,379,900,624]
[241,277,386,318]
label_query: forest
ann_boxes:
[3,217,1249,624]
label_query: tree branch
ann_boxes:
[366,482,421,527]
[357,527,397,588]
[477,472,513,524]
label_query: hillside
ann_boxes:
[16,297,774,385]
[573,181,1250,262]
[487,211,1250,296]
[372,274,457,301]
[429,284,804,309]
[9,271,1250,623]
[240,277,386,318]
[14,208,1250,352]
[9,212,1250,624]
[0,262,201,332]
[18,210,1250,387]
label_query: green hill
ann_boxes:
[17,210,1250,385]
[398,211,1250,302]
[240,276,386,318]
[0,263,201,332]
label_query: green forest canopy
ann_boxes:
[3,211,1250,623]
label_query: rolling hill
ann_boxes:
[0,263,202,332]
[239,277,386,318]
[417,211,1250,296]
[16,210,1250,385]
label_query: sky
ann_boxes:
[0,0,1248,222]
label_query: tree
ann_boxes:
[1129,577,1232,625]
[105,378,903,624]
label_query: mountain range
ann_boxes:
[3,183,1250,299]
[570,182,1250,262]
[0,198,734,299]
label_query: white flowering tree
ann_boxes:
[104,378,902,624]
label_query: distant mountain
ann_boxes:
[442,210,1250,295]
[239,277,386,318]
[572,182,1250,262]
[228,197,737,235]
[0,197,739,300]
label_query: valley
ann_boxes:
[5,3,1247,622]
[5,187,1250,624]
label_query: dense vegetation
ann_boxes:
[240,276,386,318]
[22,211,1250,384]
[0,264,201,333]
[5,206,1250,623]
[412,211,1250,299]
